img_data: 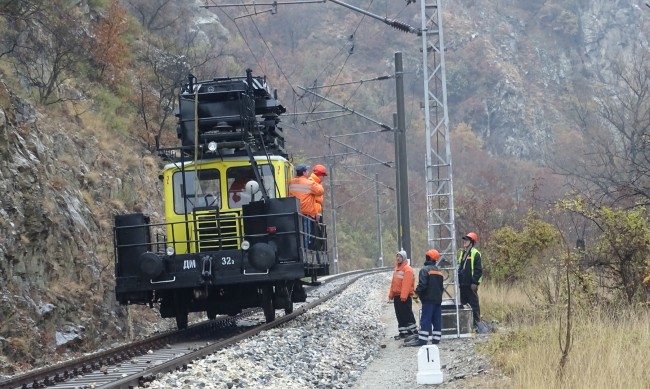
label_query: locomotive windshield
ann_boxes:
[226,164,276,208]
[173,169,221,214]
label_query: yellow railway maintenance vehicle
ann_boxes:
[113,70,329,329]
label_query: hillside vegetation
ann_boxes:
[0,0,648,380]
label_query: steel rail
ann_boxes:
[100,268,387,389]
[0,268,388,389]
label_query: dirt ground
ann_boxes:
[354,294,511,388]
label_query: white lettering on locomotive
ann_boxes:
[221,256,234,265]
[183,260,197,270]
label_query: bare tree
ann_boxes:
[125,0,184,33]
[132,41,188,150]
[553,44,650,207]
[132,26,225,150]
[10,1,87,104]
[0,0,45,58]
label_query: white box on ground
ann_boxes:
[416,345,443,384]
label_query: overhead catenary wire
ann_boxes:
[206,0,326,6]
[218,8,264,75]
[212,0,355,125]
[306,75,393,89]
[237,0,300,97]
[302,0,373,121]
[298,86,393,131]
[338,164,394,190]
[217,0,363,135]
[325,135,392,167]
[212,0,415,234]
[334,185,376,209]
[327,0,417,34]
[304,51,353,119]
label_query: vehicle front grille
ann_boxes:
[195,212,241,252]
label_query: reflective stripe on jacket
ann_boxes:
[288,175,324,218]
[389,262,415,301]
[415,260,444,304]
[457,247,483,285]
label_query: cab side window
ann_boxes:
[226,165,275,208]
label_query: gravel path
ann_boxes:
[354,275,509,388]
[144,272,508,388]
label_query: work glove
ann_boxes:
[471,284,479,293]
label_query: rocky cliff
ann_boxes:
[0,81,164,373]
[444,0,649,159]
[0,0,648,374]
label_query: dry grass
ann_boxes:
[142,155,158,171]
[482,283,650,389]
[81,189,95,208]
[480,281,539,325]
[85,171,102,186]
[57,154,78,169]
[50,176,66,190]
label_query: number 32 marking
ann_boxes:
[221,256,234,265]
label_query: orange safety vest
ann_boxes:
[288,175,324,218]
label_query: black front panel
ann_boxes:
[114,213,151,277]
[264,197,301,263]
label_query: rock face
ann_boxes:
[0,0,647,375]
[0,1,232,373]
[0,81,164,373]
[444,0,649,160]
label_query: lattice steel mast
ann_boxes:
[420,0,462,336]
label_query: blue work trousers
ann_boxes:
[418,303,442,345]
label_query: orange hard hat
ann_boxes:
[426,249,440,261]
[463,232,478,243]
[313,164,328,176]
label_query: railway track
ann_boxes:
[0,268,387,389]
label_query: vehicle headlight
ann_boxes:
[208,141,218,152]
[166,246,175,256]
[240,240,250,251]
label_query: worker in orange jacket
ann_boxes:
[309,164,327,220]
[289,164,324,248]
[309,164,327,250]
[388,250,417,339]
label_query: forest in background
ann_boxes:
[0,0,648,378]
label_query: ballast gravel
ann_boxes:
[147,273,507,389]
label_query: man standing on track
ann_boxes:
[388,250,417,339]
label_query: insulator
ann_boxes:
[389,19,416,33]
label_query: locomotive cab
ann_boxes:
[114,70,329,329]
